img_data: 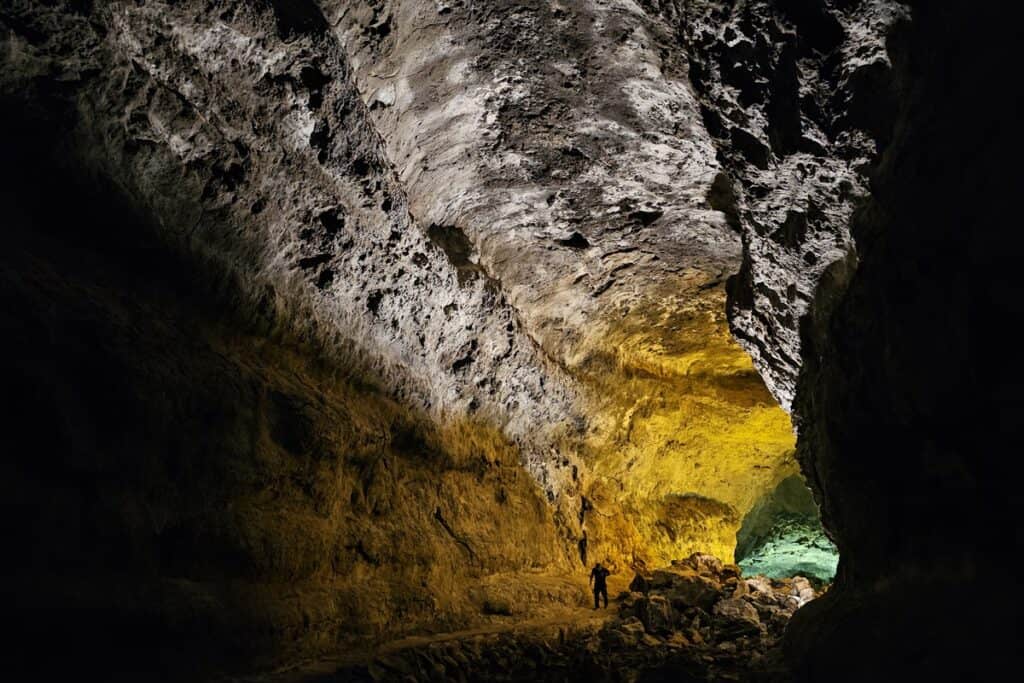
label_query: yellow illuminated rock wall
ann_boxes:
[575,288,797,571]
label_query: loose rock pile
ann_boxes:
[610,553,819,657]
[315,554,821,682]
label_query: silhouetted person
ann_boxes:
[590,562,610,609]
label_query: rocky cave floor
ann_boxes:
[241,554,818,683]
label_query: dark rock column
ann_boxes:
[786,3,1012,679]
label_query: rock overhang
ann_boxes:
[0,1,915,671]
[333,0,806,566]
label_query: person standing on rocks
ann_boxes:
[590,562,611,609]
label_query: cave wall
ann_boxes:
[331,0,810,570]
[1,0,992,678]
[784,2,1005,679]
[735,475,837,585]
[1,0,814,600]
[0,2,587,675]
[670,0,908,411]
[0,0,583,452]
[0,107,582,676]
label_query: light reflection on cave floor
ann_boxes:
[736,475,839,585]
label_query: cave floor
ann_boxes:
[232,596,788,683]
[237,604,613,683]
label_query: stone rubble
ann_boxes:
[615,553,820,655]
[312,554,823,682]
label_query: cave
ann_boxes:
[0,1,1000,681]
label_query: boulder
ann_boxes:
[743,576,783,607]
[637,595,675,634]
[629,573,650,594]
[660,572,723,610]
[620,616,646,636]
[673,552,724,576]
[605,617,645,647]
[649,566,693,590]
[720,563,742,580]
[666,631,691,648]
[641,633,663,647]
[791,576,816,604]
[617,591,644,619]
[712,597,762,639]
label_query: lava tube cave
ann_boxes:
[0,1,1002,681]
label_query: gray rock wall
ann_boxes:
[0,95,582,675]
[1,0,986,679]
[2,0,583,449]
[673,0,909,410]
[1,1,586,674]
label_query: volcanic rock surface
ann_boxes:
[277,553,820,682]
[1,0,994,680]
[783,3,1007,679]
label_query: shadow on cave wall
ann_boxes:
[0,94,355,677]
[783,2,1012,680]
[0,96,576,679]
[1,98,224,677]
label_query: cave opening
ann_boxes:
[572,292,825,579]
[734,474,838,587]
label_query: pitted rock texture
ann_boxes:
[329,0,911,570]
[0,121,584,675]
[335,0,735,364]
[0,0,825,584]
[332,0,815,571]
[1,0,582,456]
[1,1,586,674]
[674,0,910,410]
[0,0,937,678]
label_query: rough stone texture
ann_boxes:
[671,0,910,410]
[783,2,1012,679]
[712,597,762,638]
[1,0,583,462]
[334,0,733,369]
[0,0,810,607]
[0,127,585,674]
[0,0,993,679]
[0,2,584,674]
[332,0,804,567]
[268,555,818,682]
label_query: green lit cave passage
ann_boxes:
[735,475,839,586]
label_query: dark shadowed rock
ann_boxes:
[712,598,763,639]
[637,595,674,635]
